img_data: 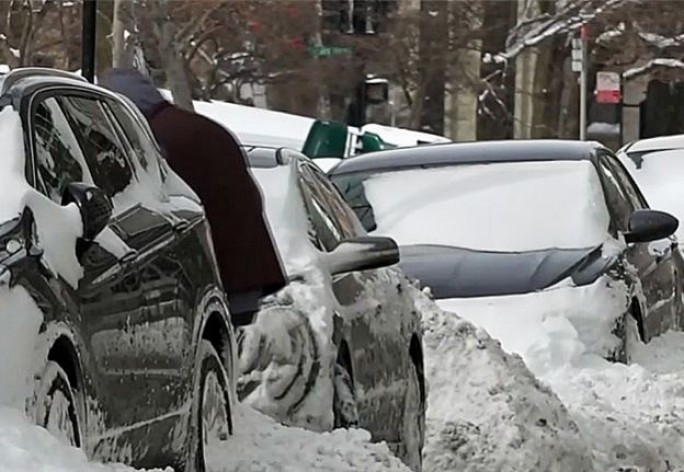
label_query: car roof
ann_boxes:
[328,139,602,175]
[621,134,684,154]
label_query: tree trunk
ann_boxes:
[111,0,130,68]
[418,0,447,134]
[150,0,194,111]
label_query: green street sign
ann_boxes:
[308,45,353,58]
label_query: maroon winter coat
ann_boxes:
[147,102,286,298]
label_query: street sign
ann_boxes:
[309,45,353,58]
[571,38,583,73]
[596,71,621,104]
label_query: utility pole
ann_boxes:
[81,0,98,83]
[579,23,589,140]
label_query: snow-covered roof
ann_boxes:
[622,133,684,153]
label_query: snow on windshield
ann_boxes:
[361,160,611,252]
[619,149,684,241]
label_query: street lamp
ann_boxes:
[81,0,97,83]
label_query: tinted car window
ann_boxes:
[32,97,93,203]
[597,156,633,232]
[59,95,135,198]
[299,164,359,252]
[602,152,647,210]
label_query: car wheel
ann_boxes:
[34,361,82,448]
[333,362,359,428]
[400,359,425,472]
[190,340,233,472]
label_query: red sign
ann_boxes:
[596,89,622,104]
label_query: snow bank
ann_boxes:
[225,404,410,472]
[438,275,629,376]
[542,331,684,471]
[0,408,168,472]
[417,289,595,472]
[619,149,684,242]
[364,161,611,252]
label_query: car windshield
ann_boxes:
[331,160,611,252]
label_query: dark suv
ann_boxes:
[0,68,235,471]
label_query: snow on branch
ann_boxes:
[489,0,632,63]
[623,57,684,79]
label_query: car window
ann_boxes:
[32,97,94,203]
[602,152,648,210]
[298,164,359,252]
[108,98,166,182]
[330,172,377,232]
[58,95,135,199]
[597,156,634,233]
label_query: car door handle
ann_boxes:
[173,219,190,232]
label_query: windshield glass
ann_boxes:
[331,160,610,252]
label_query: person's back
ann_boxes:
[101,68,286,322]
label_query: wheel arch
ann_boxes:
[194,287,236,385]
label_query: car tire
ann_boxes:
[400,359,425,472]
[33,361,83,448]
[333,362,359,428]
[188,340,233,472]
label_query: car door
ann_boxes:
[28,92,146,442]
[56,93,188,432]
[596,151,677,340]
[602,151,679,336]
[297,159,413,442]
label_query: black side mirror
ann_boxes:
[62,183,113,241]
[323,236,400,275]
[625,209,679,244]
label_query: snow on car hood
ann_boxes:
[437,275,630,376]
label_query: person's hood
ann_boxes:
[399,244,617,299]
[100,68,167,117]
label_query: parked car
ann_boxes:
[0,68,236,471]
[328,140,684,354]
[239,145,425,471]
[617,134,684,242]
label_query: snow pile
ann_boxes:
[542,331,684,471]
[0,408,169,472]
[364,161,611,252]
[416,289,595,472]
[437,275,630,375]
[225,404,410,472]
[619,149,684,241]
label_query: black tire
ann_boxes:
[188,340,233,472]
[33,361,82,448]
[400,359,425,472]
[333,362,359,428]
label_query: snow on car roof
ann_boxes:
[623,133,684,153]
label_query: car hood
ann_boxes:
[399,244,613,299]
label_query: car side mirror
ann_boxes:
[323,236,400,276]
[625,209,679,244]
[62,183,113,241]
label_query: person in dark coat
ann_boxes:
[101,68,286,324]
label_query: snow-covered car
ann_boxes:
[0,68,236,470]
[617,134,684,242]
[329,140,684,361]
[238,145,425,471]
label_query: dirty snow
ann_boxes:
[417,288,595,472]
[364,160,611,252]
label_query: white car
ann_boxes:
[618,134,684,242]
